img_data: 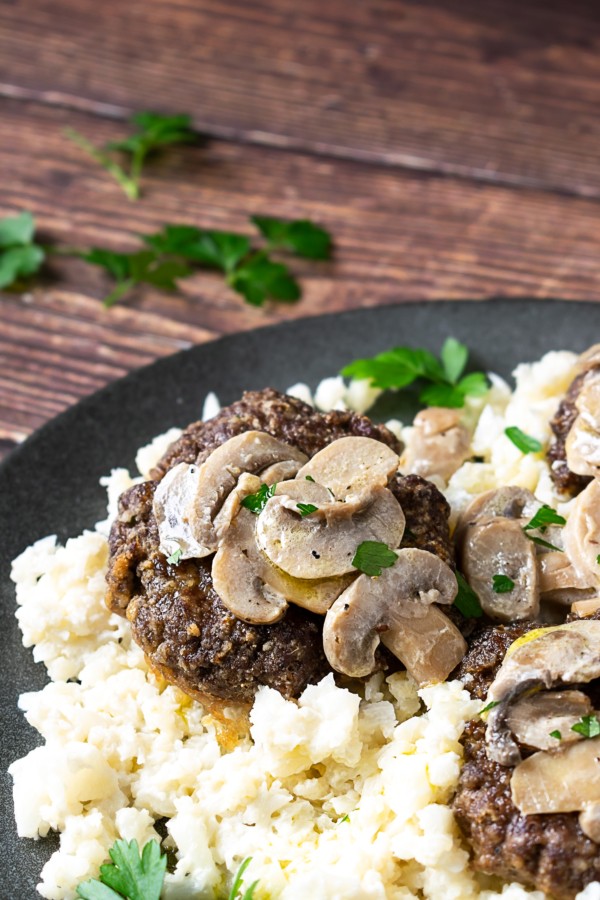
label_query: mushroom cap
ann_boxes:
[455,486,537,547]
[510,736,600,817]
[400,407,471,483]
[296,436,399,500]
[256,485,405,578]
[212,501,355,623]
[564,479,600,588]
[485,620,600,765]
[322,548,461,680]
[505,689,592,752]
[574,343,600,376]
[538,550,595,605]
[380,604,467,686]
[461,516,540,622]
[153,430,307,559]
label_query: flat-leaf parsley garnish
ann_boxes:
[504,426,543,454]
[66,112,197,200]
[251,215,332,260]
[492,574,515,593]
[76,838,166,900]
[480,700,500,714]
[352,541,397,577]
[167,547,183,565]
[571,714,600,739]
[228,857,259,900]
[549,729,562,740]
[453,572,483,619]
[0,211,45,289]
[297,503,319,516]
[341,337,488,409]
[522,504,566,552]
[241,483,277,514]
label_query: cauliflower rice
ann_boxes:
[9,350,599,900]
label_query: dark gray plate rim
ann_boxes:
[2,298,599,895]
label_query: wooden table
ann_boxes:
[2,0,600,460]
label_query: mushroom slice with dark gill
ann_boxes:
[505,689,592,752]
[483,620,600,766]
[153,430,308,560]
[322,548,466,685]
[296,435,400,501]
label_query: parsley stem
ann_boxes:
[103,278,136,308]
[65,128,138,200]
[128,145,146,200]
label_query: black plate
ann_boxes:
[2,299,599,896]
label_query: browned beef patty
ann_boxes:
[548,372,592,496]
[452,621,600,899]
[106,389,455,704]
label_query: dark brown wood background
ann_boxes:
[2,0,600,459]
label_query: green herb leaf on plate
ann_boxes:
[505,426,543,454]
[241,483,277,515]
[297,503,319,516]
[549,730,562,740]
[480,700,500,715]
[492,574,515,594]
[352,541,397,577]
[454,572,483,619]
[167,548,183,565]
[571,714,600,739]
[76,839,166,900]
[228,857,259,900]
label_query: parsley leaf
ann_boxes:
[297,503,319,516]
[145,226,250,274]
[352,541,397,577]
[341,338,488,409]
[76,839,166,900]
[492,574,515,594]
[454,572,483,618]
[505,426,543,454]
[523,505,566,533]
[571,714,600,739]
[228,253,300,306]
[229,858,259,900]
[338,814,350,824]
[67,112,196,200]
[0,211,45,289]
[81,248,192,307]
[167,547,182,565]
[480,700,500,714]
[241,483,277,514]
[549,730,562,740]
[597,554,600,565]
[305,475,316,482]
[251,216,331,259]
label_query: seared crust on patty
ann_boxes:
[452,619,600,899]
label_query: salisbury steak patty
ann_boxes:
[453,621,600,899]
[106,389,454,703]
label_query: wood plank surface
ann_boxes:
[2,1,600,194]
[2,96,600,454]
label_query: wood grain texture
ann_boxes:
[2,0,600,194]
[2,97,600,456]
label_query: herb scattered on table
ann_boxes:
[522,504,566,552]
[0,211,45,289]
[453,571,483,618]
[81,248,193,308]
[341,337,489,409]
[251,216,331,259]
[241,483,277,514]
[66,112,197,200]
[492,574,515,594]
[76,838,166,900]
[352,541,397,577]
[571,714,600,739]
[504,426,543,454]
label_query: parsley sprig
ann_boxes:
[341,337,488,409]
[66,112,197,200]
[522,505,566,552]
[352,540,397,577]
[297,503,319,516]
[453,571,483,619]
[76,839,166,900]
[228,858,259,900]
[0,211,45,288]
[242,483,277,514]
[504,426,543,454]
[81,248,192,308]
[492,574,515,594]
[571,714,600,739]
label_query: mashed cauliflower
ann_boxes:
[9,351,594,900]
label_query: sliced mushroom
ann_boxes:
[322,548,465,684]
[574,343,600,376]
[564,479,600,588]
[454,486,537,548]
[400,407,471,483]
[580,802,600,843]
[505,690,592,752]
[461,516,539,622]
[484,620,600,765]
[571,597,600,617]
[212,504,354,622]
[260,458,305,484]
[296,437,399,500]
[510,737,600,817]
[256,485,405,578]
[213,472,262,540]
[153,431,307,559]
[538,550,595,605]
